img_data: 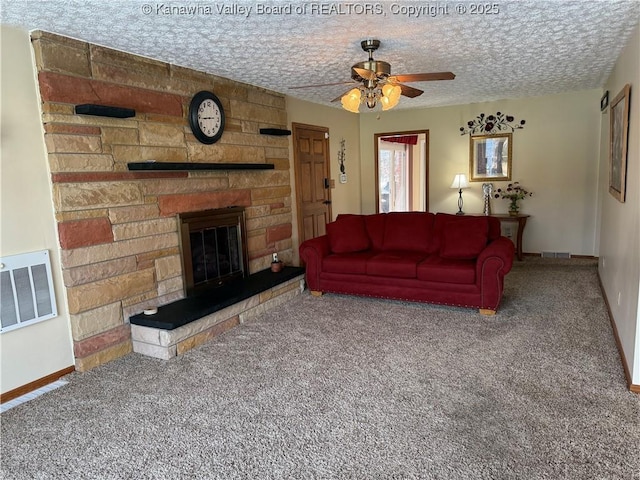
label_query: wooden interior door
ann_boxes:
[292,123,332,244]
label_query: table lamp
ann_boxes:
[450,173,469,215]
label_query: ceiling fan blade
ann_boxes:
[289,81,354,89]
[390,72,455,83]
[398,84,424,98]
[353,67,377,81]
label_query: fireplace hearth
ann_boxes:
[131,209,305,359]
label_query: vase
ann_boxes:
[271,261,283,273]
[508,199,519,216]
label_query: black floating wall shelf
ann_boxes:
[259,128,291,136]
[75,104,136,118]
[128,162,275,171]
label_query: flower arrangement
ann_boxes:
[494,182,533,214]
[460,112,526,135]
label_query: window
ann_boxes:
[378,145,409,213]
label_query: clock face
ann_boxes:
[188,91,225,144]
[197,99,221,138]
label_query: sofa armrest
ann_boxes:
[475,237,515,310]
[299,235,331,291]
[477,236,515,272]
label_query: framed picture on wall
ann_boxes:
[469,133,512,182]
[609,84,631,203]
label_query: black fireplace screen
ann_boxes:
[189,225,241,284]
[179,207,248,295]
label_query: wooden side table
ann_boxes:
[490,214,530,261]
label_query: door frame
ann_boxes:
[292,122,332,245]
[374,129,429,213]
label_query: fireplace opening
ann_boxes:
[178,207,249,296]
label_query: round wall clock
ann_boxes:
[188,91,225,144]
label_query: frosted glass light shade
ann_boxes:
[382,84,401,104]
[450,173,469,189]
[341,88,361,113]
[380,84,401,111]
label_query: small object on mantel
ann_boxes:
[271,252,283,272]
[75,104,135,118]
[143,307,158,315]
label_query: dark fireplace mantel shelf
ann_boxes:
[127,162,274,171]
[130,266,304,330]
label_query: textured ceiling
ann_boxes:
[2,0,639,110]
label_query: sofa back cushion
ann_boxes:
[486,216,501,240]
[382,212,435,253]
[327,215,370,253]
[439,215,490,260]
[363,213,387,251]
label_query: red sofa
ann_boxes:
[299,212,515,314]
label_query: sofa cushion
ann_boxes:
[439,216,489,260]
[327,216,370,253]
[487,216,501,241]
[417,256,476,284]
[323,252,374,275]
[366,251,426,278]
[382,212,434,253]
[363,213,387,251]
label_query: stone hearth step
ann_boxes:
[130,266,305,359]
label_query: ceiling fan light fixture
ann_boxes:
[365,89,377,109]
[380,94,393,111]
[291,39,455,112]
[381,84,402,110]
[341,88,362,113]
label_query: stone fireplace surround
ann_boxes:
[33,31,295,371]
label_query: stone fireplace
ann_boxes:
[32,31,295,371]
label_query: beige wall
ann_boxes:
[597,22,640,387]
[285,96,361,263]
[359,89,602,256]
[0,26,74,394]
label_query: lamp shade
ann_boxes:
[450,173,469,189]
[341,88,361,113]
[381,84,402,111]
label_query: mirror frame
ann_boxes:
[469,133,512,182]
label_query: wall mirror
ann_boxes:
[469,133,512,182]
[374,130,429,213]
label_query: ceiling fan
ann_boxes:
[290,39,455,112]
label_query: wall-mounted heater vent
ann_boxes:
[1,250,58,333]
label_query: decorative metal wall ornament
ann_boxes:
[338,138,347,183]
[460,112,526,135]
[338,139,346,173]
